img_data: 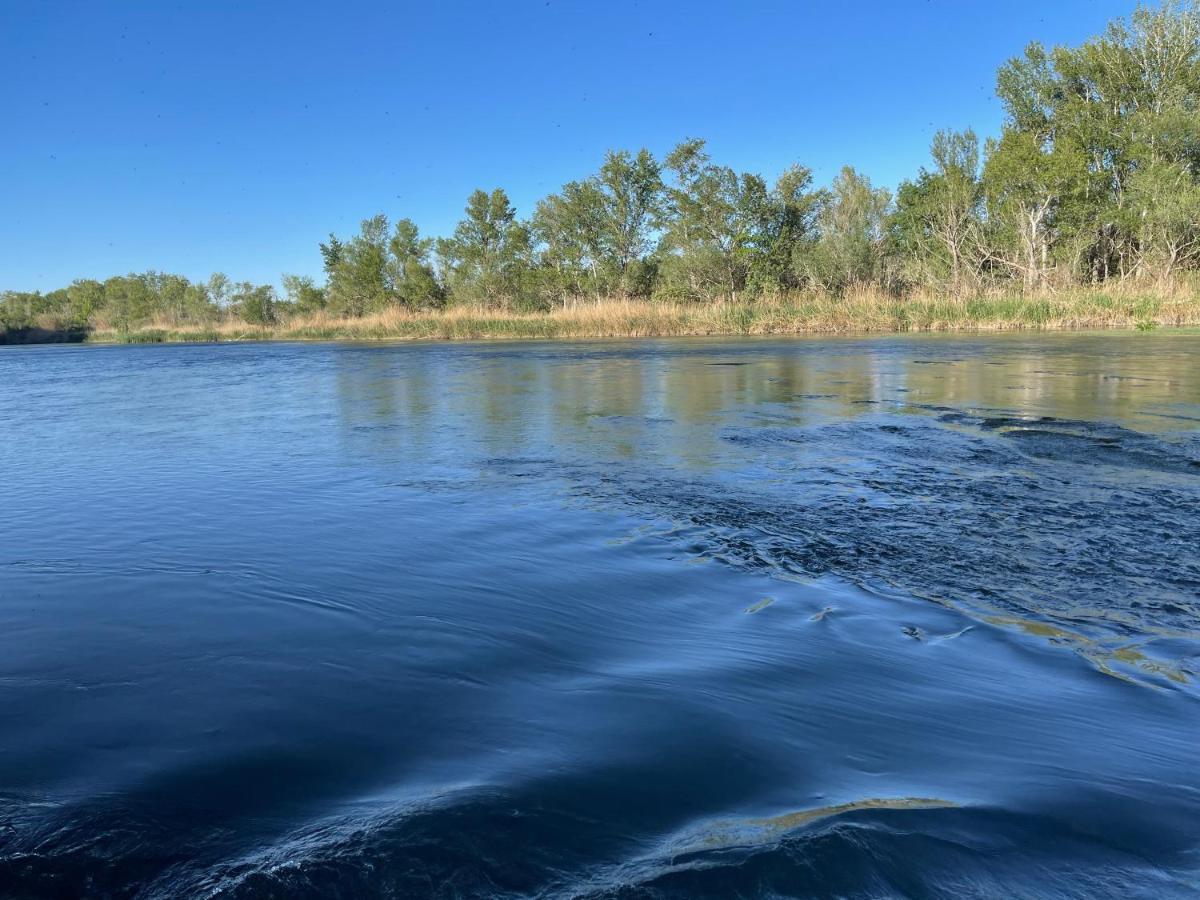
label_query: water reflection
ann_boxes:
[327,333,1200,472]
[321,334,1200,682]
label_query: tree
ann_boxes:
[531,148,663,305]
[659,139,746,301]
[281,274,327,315]
[185,282,217,323]
[891,130,983,293]
[387,218,442,308]
[234,281,276,325]
[146,272,192,325]
[207,273,232,315]
[65,279,105,326]
[658,139,819,301]
[1128,157,1200,279]
[981,129,1082,289]
[319,216,443,315]
[324,215,392,317]
[532,179,608,304]
[103,274,154,332]
[319,235,344,279]
[437,189,534,308]
[991,2,1200,282]
[747,164,824,295]
[804,166,891,293]
[595,149,663,296]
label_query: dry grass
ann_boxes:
[83,284,1200,344]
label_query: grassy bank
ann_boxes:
[11,286,1200,345]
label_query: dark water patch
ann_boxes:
[527,411,1200,680]
[930,411,1200,476]
[1148,409,1200,423]
[1001,427,1200,475]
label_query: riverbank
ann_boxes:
[5,288,1200,344]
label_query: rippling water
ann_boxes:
[1,334,1198,898]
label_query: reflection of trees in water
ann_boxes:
[333,348,441,464]
[329,338,1200,472]
[898,340,1196,423]
[546,358,648,461]
[456,357,542,456]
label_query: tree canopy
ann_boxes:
[5,2,1198,336]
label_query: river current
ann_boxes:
[1,334,1197,898]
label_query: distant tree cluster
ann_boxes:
[0,272,281,334]
[4,2,1198,334]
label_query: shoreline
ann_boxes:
[5,293,1200,346]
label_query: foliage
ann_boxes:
[804,166,892,293]
[436,190,537,310]
[0,271,266,334]
[657,139,820,301]
[321,215,442,317]
[6,1,1200,336]
[993,1,1200,280]
[532,149,663,304]
[234,282,277,325]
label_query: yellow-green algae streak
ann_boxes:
[685,797,959,852]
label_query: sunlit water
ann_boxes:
[1,333,1198,898]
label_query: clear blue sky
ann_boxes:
[2,0,1134,291]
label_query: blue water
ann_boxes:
[1,334,1198,898]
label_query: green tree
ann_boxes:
[659,139,819,301]
[891,129,983,293]
[387,218,443,308]
[65,279,105,326]
[532,148,663,304]
[0,291,47,329]
[145,272,192,325]
[281,274,327,315]
[804,166,891,293]
[234,281,277,325]
[183,281,218,323]
[103,274,154,332]
[321,215,443,315]
[319,236,344,280]
[532,179,607,304]
[981,129,1083,289]
[324,215,392,317]
[993,2,1200,281]
[659,139,748,301]
[1127,157,1200,278]
[437,189,534,308]
[595,149,663,296]
[207,273,232,318]
[746,165,824,295]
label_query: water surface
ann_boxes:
[1,333,1198,898]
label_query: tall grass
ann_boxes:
[83,284,1200,344]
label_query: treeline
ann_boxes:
[0,273,283,336]
[4,2,1199,335]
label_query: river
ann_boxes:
[1,333,1197,898]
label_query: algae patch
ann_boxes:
[681,797,958,853]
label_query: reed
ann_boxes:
[81,284,1200,344]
